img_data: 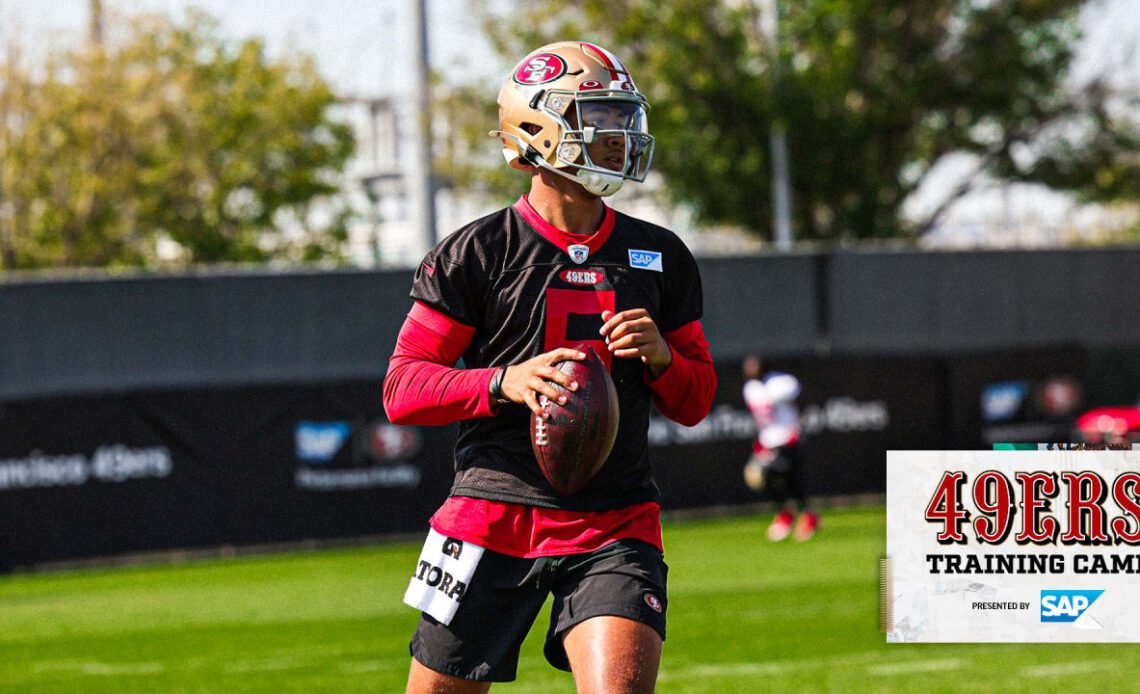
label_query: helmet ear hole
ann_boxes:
[519,122,542,136]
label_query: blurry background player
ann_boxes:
[741,355,817,542]
[384,41,716,693]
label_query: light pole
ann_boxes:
[759,0,793,251]
[410,0,438,254]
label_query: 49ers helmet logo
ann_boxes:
[513,53,568,85]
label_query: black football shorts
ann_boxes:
[409,538,668,682]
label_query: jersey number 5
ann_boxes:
[544,287,615,369]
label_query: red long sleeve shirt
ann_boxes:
[383,301,716,557]
[384,302,716,426]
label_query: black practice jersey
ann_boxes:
[410,199,704,511]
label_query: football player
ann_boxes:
[741,355,817,542]
[384,41,716,693]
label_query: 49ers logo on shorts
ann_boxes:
[644,593,663,613]
[513,53,568,85]
[558,268,605,286]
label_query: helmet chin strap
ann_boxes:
[539,159,624,197]
[489,129,625,197]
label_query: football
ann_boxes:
[530,345,620,495]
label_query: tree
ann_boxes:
[456,0,1139,242]
[0,10,354,269]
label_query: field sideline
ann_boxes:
[1,506,1133,692]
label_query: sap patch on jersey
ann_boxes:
[628,249,662,271]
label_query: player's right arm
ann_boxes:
[383,301,496,425]
[383,301,583,425]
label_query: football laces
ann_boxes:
[535,395,550,446]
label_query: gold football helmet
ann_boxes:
[490,41,654,197]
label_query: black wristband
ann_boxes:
[489,366,510,404]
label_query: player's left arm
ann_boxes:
[600,309,716,426]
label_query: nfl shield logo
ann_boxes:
[568,244,590,264]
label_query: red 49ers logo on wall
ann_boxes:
[513,53,568,85]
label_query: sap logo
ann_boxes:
[1040,589,1104,622]
[295,421,351,463]
[628,249,663,272]
[981,381,1027,422]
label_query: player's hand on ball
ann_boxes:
[501,348,584,418]
[599,309,672,378]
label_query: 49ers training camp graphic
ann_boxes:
[887,450,1140,642]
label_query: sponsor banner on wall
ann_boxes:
[0,382,453,570]
[887,450,1140,642]
[947,349,1086,448]
[649,357,946,510]
[0,347,1100,568]
[0,445,173,491]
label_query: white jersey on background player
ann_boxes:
[740,357,816,542]
[744,371,801,451]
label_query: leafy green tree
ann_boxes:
[437,80,531,203]
[0,10,354,269]
[455,0,1138,242]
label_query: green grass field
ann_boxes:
[1,506,1134,692]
